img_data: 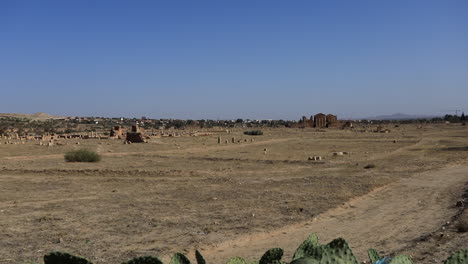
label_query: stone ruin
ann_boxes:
[299,113,339,128]
[110,126,124,139]
[126,125,146,143]
[343,121,353,129]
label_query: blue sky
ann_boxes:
[1,0,467,119]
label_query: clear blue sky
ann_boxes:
[1,0,467,119]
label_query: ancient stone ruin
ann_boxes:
[110,126,124,139]
[126,125,146,143]
[299,113,339,128]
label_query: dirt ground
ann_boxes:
[0,124,467,263]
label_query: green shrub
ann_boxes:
[64,149,101,162]
[243,130,263,136]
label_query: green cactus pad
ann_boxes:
[388,255,414,264]
[319,238,359,264]
[44,252,92,264]
[195,250,207,264]
[259,248,283,264]
[368,248,381,264]
[226,257,248,264]
[170,253,191,264]
[122,256,163,264]
[293,233,322,261]
[444,249,468,264]
[290,257,321,264]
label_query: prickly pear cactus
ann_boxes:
[123,256,163,264]
[290,257,320,264]
[226,257,247,264]
[375,257,392,264]
[293,233,322,261]
[444,249,468,264]
[259,248,283,264]
[44,252,92,264]
[388,255,413,264]
[368,248,381,264]
[170,253,191,264]
[195,250,206,264]
[319,238,359,264]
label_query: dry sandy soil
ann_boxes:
[0,124,467,263]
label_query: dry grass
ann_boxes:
[0,124,467,263]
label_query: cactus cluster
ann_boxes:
[41,233,467,264]
[367,249,380,264]
[44,252,92,264]
[123,256,163,264]
[444,250,468,264]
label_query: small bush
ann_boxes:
[243,130,263,136]
[65,149,101,162]
[364,164,376,169]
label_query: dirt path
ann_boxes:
[196,163,468,263]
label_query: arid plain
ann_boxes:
[1,124,467,264]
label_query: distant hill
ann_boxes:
[364,113,439,120]
[0,112,66,120]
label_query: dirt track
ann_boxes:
[198,164,468,263]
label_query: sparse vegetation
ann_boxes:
[64,149,101,162]
[41,233,468,264]
[243,130,263,136]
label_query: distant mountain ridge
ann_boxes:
[0,112,65,120]
[364,113,439,120]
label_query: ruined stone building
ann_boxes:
[326,114,337,124]
[314,113,327,128]
[126,125,146,143]
[300,116,314,127]
[299,113,339,128]
[110,126,124,139]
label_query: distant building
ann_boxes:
[325,114,338,127]
[299,113,339,128]
[126,125,146,143]
[314,113,327,128]
[110,126,124,139]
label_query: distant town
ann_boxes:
[0,112,465,143]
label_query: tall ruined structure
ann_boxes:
[110,126,124,139]
[299,113,339,128]
[126,125,146,143]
